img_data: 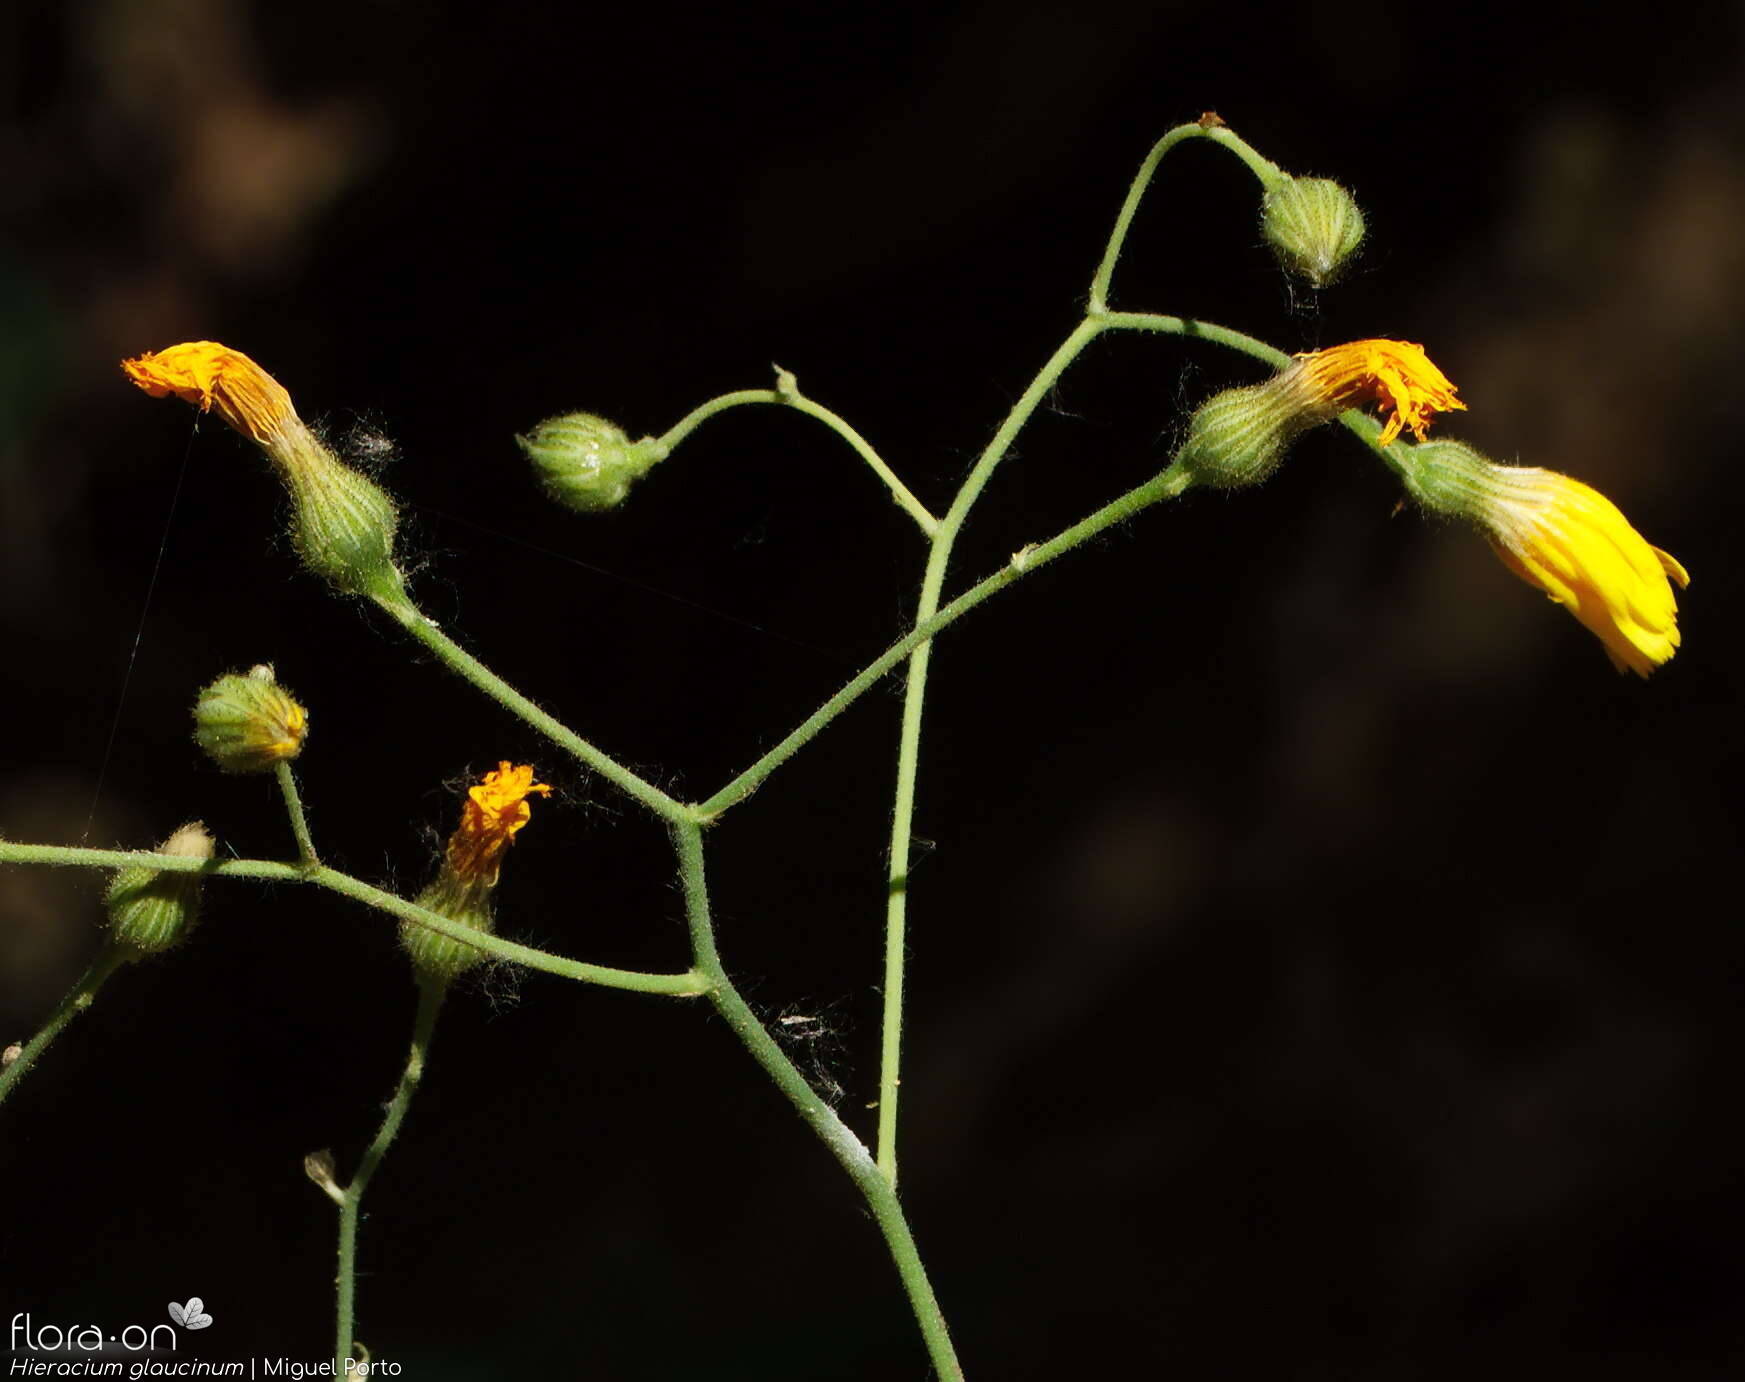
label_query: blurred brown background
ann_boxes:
[2,1,1743,1376]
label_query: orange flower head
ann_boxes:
[444,762,553,887]
[1482,468,1689,677]
[122,341,298,445]
[1293,339,1466,446]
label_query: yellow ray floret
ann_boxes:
[1294,338,1466,446]
[445,762,553,886]
[121,340,298,445]
[1482,468,1688,677]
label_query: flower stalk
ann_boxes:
[0,947,130,1110]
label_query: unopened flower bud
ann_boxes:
[194,665,308,773]
[304,1149,344,1205]
[518,413,664,512]
[105,823,215,958]
[1168,379,1311,490]
[286,446,404,600]
[1261,177,1366,287]
[1165,378,1305,492]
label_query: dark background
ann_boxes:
[3,2,1743,1377]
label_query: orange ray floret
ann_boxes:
[121,340,298,445]
[1294,338,1465,446]
[444,762,553,886]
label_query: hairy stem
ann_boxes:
[693,311,1288,823]
[0,945,129,1111]
[654,386,938,535]
[376,598,694,823]
[1088,120,1285,313]
[334,976,445,1371]
[275,760,320,869]
[696,466,1192,820]
[0,841,706,996]
[671,820,962,1380]
[877,313,1109,1183]
[1096,309,1292,369]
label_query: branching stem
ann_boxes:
[672,820,962,1381]
[1089,120,1285,313]
[376,598,695,824]
[4,118,1349,1382]
[334,976,446,1371]
[654,385,938,536]
[0,841,707,996]
[0,945,129,1111]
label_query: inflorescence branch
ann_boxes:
[1,114,1690,1382]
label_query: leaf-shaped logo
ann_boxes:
[167,1298,214,1330]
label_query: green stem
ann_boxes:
[374,598,694,824]
[0,841,706,996]
[869,301,1294,1178]
[672,821,962,1380]
[693,412,1220,821]
[0,945,130,1110]
[1106,312,1399,463]
[334,976,446,1372]
[865,307,1283,1182]
[875,314,1111,1183]
[1096,309,1292,369]
[653,386,938,536]
[275,760,320,868]
[1088,120,1286,313]
[1333,408,1399,470]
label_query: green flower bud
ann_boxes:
[105,823,215,959]
[286,444,405,602]
[1168,377,1315,490]
[193,664,309,773]
[402,873,495,986]
[518,412,665,512]
[1261,177,1366,287]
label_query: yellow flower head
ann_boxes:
[1293,338,1466,446]
[444,762,553,886]
[122,341,298,445]
[1482,468,1689,677]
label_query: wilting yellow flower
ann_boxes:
[444,762,553,887]
[1482,467,1688,677]
[1293,338,1465,446]
[121,341,298,446]
[1170,338,1467,490]
[123,339,409,603]
[401,763,551,985]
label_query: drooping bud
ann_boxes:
[105,823,216,959]
[194,665,309,773]
[1261,177,1366,287]
[402,763,551,985]
[122,342,407,606]
[518,412,665,512]
[1393,439,1688,677]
